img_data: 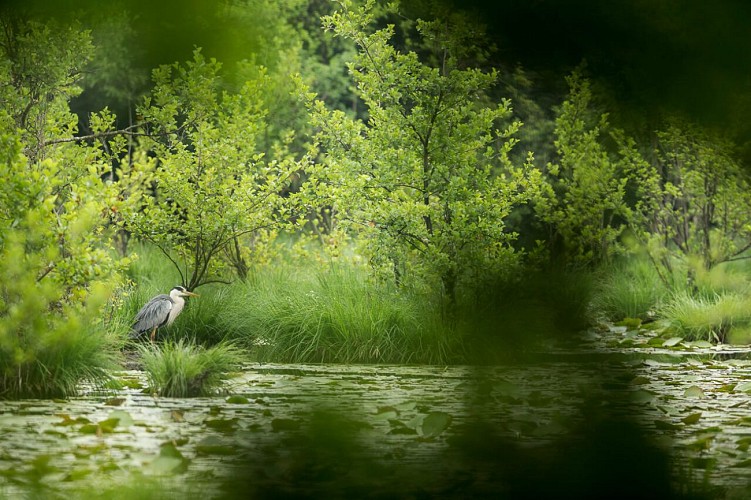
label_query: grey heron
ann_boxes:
[130,286,199,342]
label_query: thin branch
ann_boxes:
[40,124,148,146]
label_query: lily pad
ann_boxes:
[654,420,682,431]
[420,412,452,438]
[662,337,684,347]
[735,381,751,393]
[226,395,250,404]
[195,436,238,456]
[271,418,300,432]
[108,410,134,427]
[681,412,702,425]
[684,385,706,399]
[147,456,184,475]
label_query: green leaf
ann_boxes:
[684,385,706,399]
[654,420,682,431]
[420,412,452,438]
[681,412,702,425]
[662,337,684,347]
[225,395,250,404]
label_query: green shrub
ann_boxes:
[138,339,241,397]
[0,221,122,398]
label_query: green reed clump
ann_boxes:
[225,264,455,364]
[659,292,751,342]
[591,257,669,322]
[138,339,240,397]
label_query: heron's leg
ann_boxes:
[150,327,157,343]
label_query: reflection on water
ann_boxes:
[1,350,750,498]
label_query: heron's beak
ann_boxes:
[185,291,200,297]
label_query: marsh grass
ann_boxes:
[138,339,241,397]
[123,242,598,364]
[0,321,121,398]
[0,280,121,399]
[228,264,456,364]
[660,292,751,342]
[591,258,669,321]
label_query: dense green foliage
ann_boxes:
[2,0,751,399]
[303,0,546,304]
[127,50,304,289]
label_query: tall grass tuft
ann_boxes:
[0,276,121,399]
[591,257,669,321]
[225,264,456,364]
[660,292,751,342]
[138,339,241,397]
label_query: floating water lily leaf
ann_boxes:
[736,437,751,452]
[79,424,99,435]
[62,468,92,482]
[631,376,650,385]
[420,412,452,438]
[79,418,119,435]
[734,381,751,393]
[271,418,300,432]
[205,418,238,433]
[388,420,418,435]
[681,412,702,425]
[147,456,184,475]
[105,397,126,406]
[195,436,238,456]
[654,420,682,431]
[394,401,417,412]
[646,337,665,347]
[55,414,90,426]
[98,418,120,433]
[109,410,134,427]
[226,396,249,404]
[631,390,657,404]
[124,379,144,389]
[684,386,706,399]
[662,337,684,347]
[690,340,713,348]
[375,406,399,420]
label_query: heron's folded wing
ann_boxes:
[131,295,173,334]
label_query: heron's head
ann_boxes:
[172,286,199,298]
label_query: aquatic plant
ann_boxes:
[138,339,241,397]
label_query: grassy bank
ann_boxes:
[591,253,751,343]
[118,243,595,366]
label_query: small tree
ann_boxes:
[128,50,301,289]
[301,0,543,305]
[617,119,751,288]
[539,72,628,266]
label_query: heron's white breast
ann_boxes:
[166,296,185,325]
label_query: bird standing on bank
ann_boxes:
[130,286,199,342]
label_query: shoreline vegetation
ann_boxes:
[2,0,751,405]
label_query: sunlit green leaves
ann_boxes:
[305,0,542,302]
[129,49,304,288]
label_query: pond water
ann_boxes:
[3,332,751,498]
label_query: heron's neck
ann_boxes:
[169,290,185,304]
